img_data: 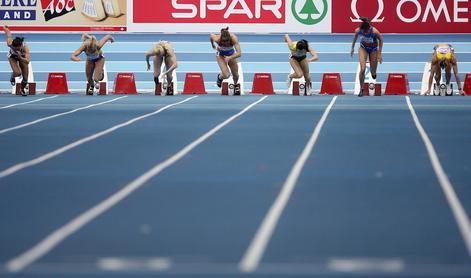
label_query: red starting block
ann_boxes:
[362,83,382,96]
[221,82,232,95]
[113,73,137,94]
[183,73,206,94]
[464,73,471,95]
[45,72,69,94]
[385,73,409,95]
[15,82,36,95]
[292,81,305,96]
[251,73,274,94]
[86,82,107,95]
[320,73,343,94]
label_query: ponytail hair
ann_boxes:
[81,33,97,52]
[11,37,24,48]
[219,27,232,45]
[296,39,309,51]
[359,17,370,31]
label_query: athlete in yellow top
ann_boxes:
[425,44,464,96]
[285,34,318,94]
[71,34,115,95]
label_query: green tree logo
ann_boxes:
[292,0,328,25]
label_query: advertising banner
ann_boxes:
[128,0,331,33]
[0,0,127,32]
[332,0,471,33]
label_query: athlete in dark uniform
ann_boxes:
[3,26,30,96]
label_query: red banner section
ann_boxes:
[133,0,286,23]
[332,0,471,33]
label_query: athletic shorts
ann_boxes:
[217,48,235,57]
[360,44,378,54]
[290,55,307,63]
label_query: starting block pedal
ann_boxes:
[155,64,178,96]
[433,83,453,96]
[86,82,107,95]
[14,82,36,96]
[464,73,471,95]
[221,62,244,96]
[114,73,137,94]
[385,73,409,95]
[251,73,274,94]
[46,72,70,94]
[12,62,36,95]
[183,73,206,94]
[362,83,381,96]
[320,73,343,95]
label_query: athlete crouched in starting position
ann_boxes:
[285,34,318,94]
[71,34,114,95]
[424,44,464,96]
[351,18,383,97]
[210,27,242,95]
[3,26,30,96]
[146,40,178,95]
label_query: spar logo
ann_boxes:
[170,0,284,22]
[41,0,76,21]
[291,0,328,25]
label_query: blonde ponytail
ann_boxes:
[82,33,97,53]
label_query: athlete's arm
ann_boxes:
[97,34,115,49]
[351,28,359,57]
[163,44,178,75]
[71,44,85,62]
[145,47,156,71]
[309,46,318,62]
[3,26,12,46]
[375,29,384,63]
[451,57,464,95]
[210,34,219,49]
[284,34,294,50]
[18,44,30,64]
[228,35,241,60]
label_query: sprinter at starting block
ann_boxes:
[146,40,178,95]
[285,34,318,95]
[351,18,383,97]
[3,26,30,96]
[424,44,464,96]
[211,27,242,95]
[71,33,115,95]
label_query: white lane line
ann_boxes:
[0,96,59,110]
[0,96,128,135]
[239,96,338,273]
[0,97,197,179]
[328,258,404,273]
[5,95,267,273]
[406,96,471,259]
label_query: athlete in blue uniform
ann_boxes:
[146,41,178,95]
[351,18,383,97]
[3,26,30,96]
[210,27,242,95]
[71,34,115,95]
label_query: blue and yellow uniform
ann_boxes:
[290,41,307,62]
[434,44,453,60]
[85,47,104,62]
